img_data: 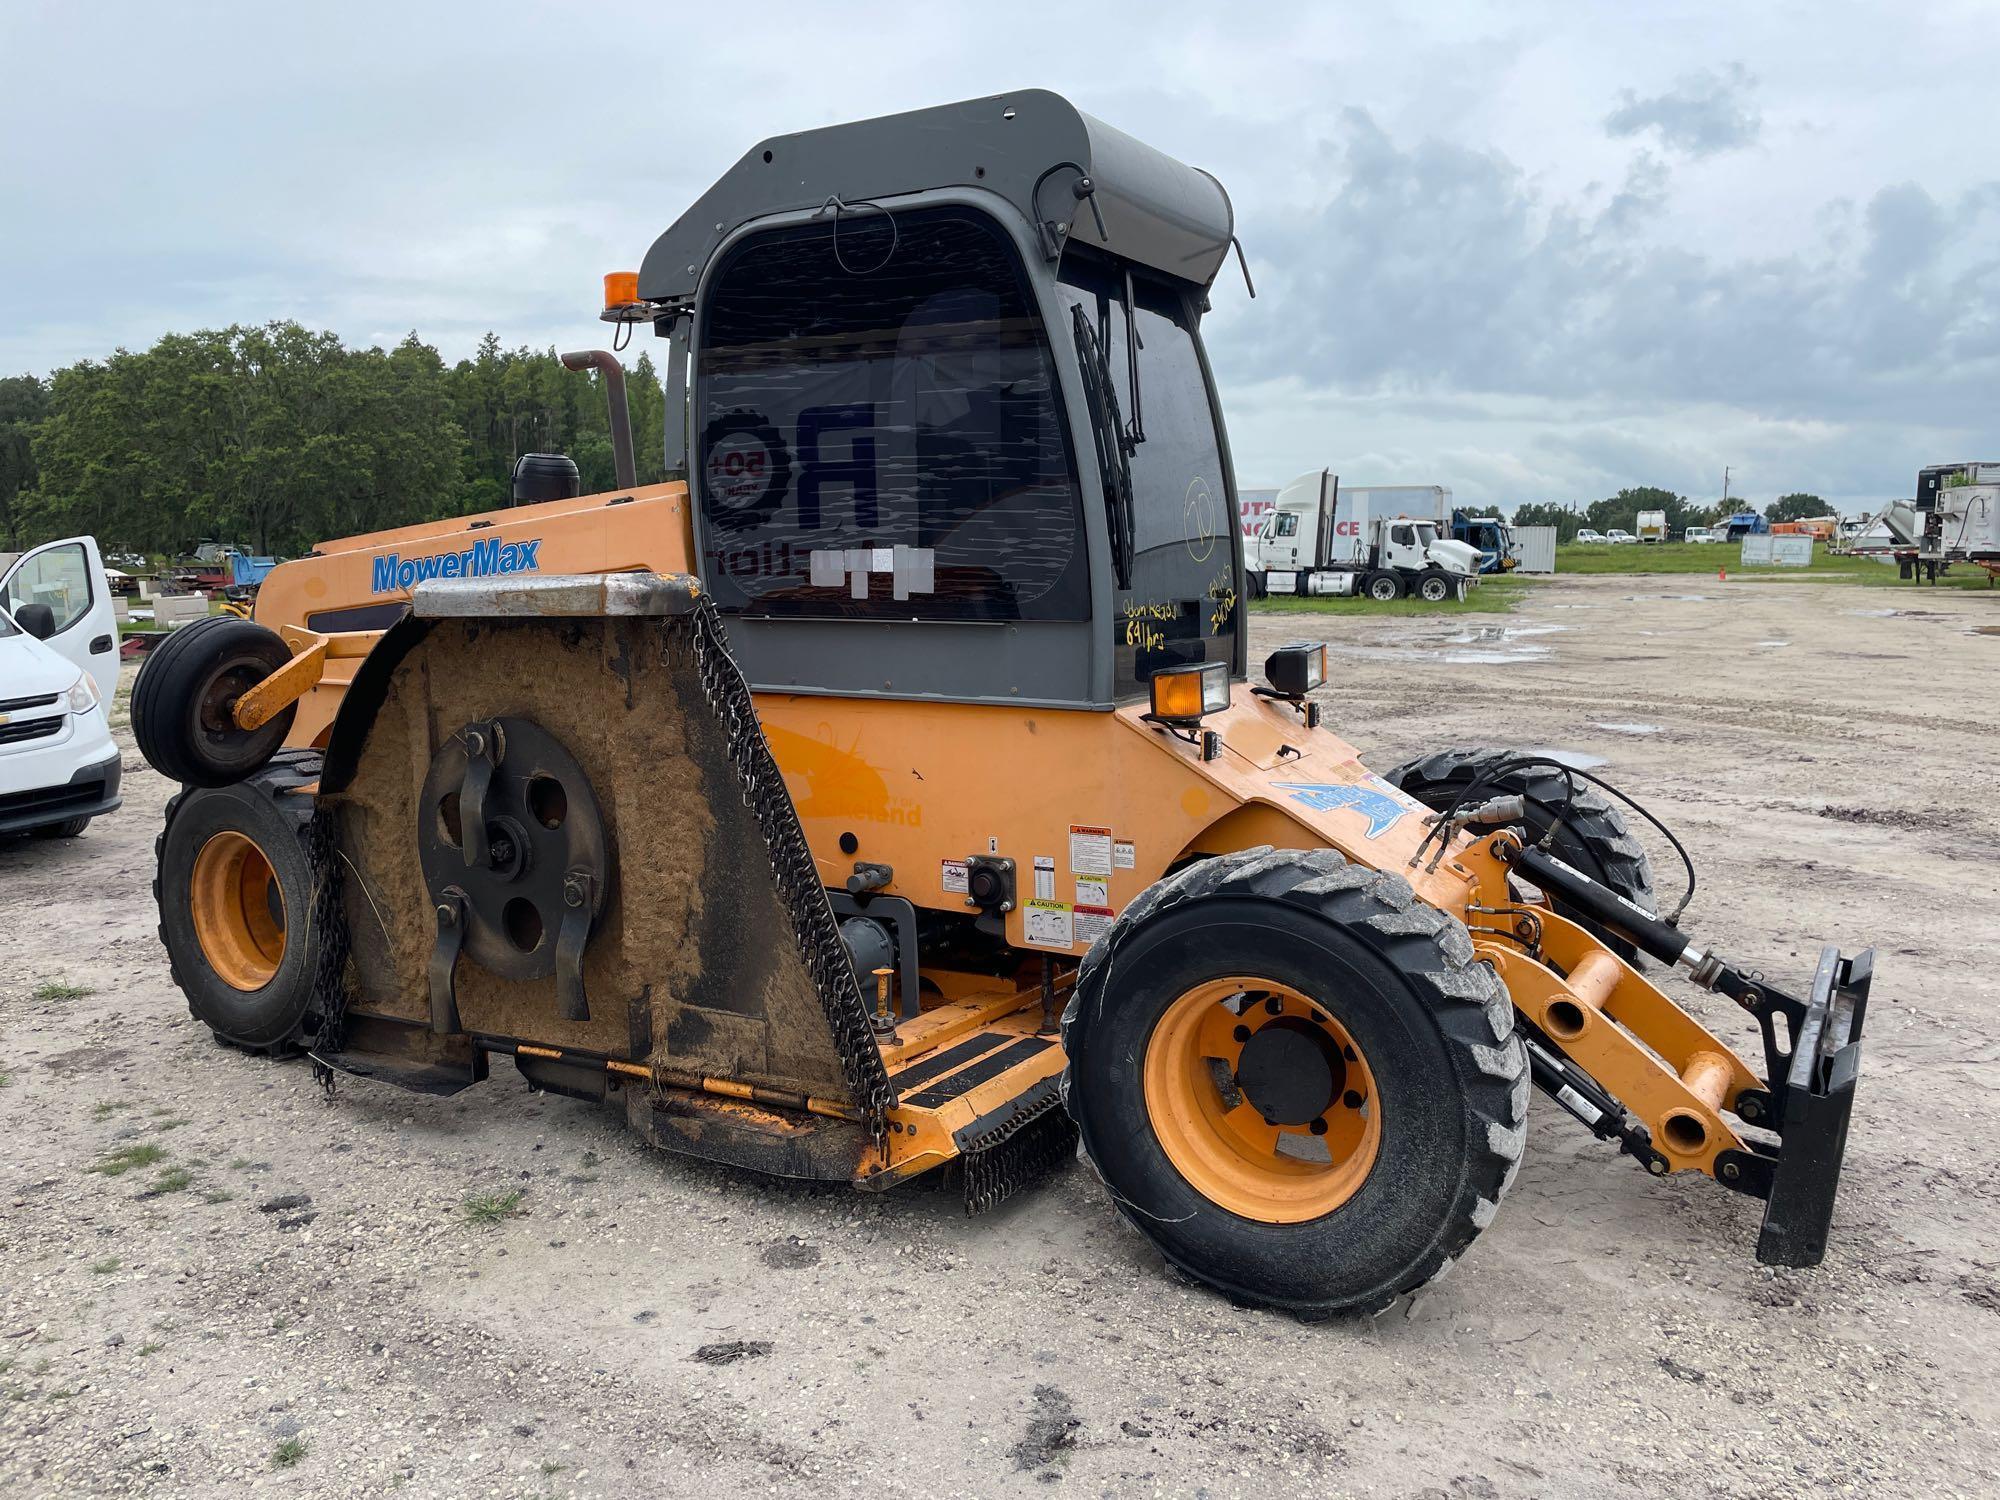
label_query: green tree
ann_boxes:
[0,374,51,549]
[1765,492,1828,523]
[1584,486,1697,535]
[1509,501,1584,542]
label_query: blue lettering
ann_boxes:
[514,539,540,571]
[369,535,544,593]
[441,552,463,578]
[372,555,396,592]
[469,536,502,577]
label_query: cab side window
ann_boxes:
[3,543,92,635]
[1391,524,1412,547]
[1274,514,1298,538]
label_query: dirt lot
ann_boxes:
[3,575,1996,1499]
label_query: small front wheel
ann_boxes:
[133,616,296,787]
[1063,847,1528,1314]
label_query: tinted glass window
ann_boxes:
[695,207,1086,621]
[3,543,91,634]
[1058,256,1237,698]
[1275,513,1297,538]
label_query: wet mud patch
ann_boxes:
[1816,804,1952,832]
[1012,1384,1082,1473]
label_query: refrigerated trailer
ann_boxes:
[1249,472,1482,602]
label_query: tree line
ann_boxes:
[1510,488,1831,543]
[0,324,668,557]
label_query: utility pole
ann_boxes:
[1721,465,1732,510]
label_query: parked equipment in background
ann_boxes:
[1635,510,1668,544]
[1684,526,1721,544]
[1250,473,1481,600]
[134,91,1874,1317]
[1847,464,2000,583]
[1720,510,1768,541]
[1450,510,1518,573]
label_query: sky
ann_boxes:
[2,1,1993,516]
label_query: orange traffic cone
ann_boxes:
[1718,568,1727,582]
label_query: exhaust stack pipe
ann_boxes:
[558,349,637,490]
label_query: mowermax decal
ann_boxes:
[370,537,542,594]
[1272,777,1411,838]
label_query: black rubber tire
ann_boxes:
[155,751,326,1054]
[1363,571,1404,602]
[31,816,91,838]
[1382,746,1656,962]
[1246,571,1267,601]
[1061,846,1528,1315]
[133,615,296,788]
[1415,570,1453,603]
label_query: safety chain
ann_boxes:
[677,600,896,1142]
[961,1083,1078,1213]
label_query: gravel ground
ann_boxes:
[2,574,1995,1499]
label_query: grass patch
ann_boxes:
[31,980,92,1002]
[90,1257,121,1275]
[137,1341,164,1356]
[271,1437,308,1469]
[88,1143,165,1177]
[1253,574,1532,617]
[148,1167,194,1195]
[462,1188,526,1226]
[92,1102,129,1121]
[152,1117,192,1132]
[1554,541,1995,590]
[0,1069,11,1088]
[203,1188,236,1204]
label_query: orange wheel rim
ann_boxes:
[190,831,286,991]
[1143,976,1382,1223]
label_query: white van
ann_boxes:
[0,536,123,838]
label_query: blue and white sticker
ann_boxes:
[1271,776,1413,838]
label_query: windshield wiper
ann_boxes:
[1071,303,1135,589]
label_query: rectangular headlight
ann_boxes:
[1150,660,1229,722]
[1263,642,1326,698]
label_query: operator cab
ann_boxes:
[635,91,1249,710]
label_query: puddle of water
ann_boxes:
[1446,623,1567,644]
[1844,608,1897,618]
[1755,639,1791,648]
[1593,722,1661,736]
[1626,593,1714,603]
[1440,648,1553,665]
[1522,747,1611,770]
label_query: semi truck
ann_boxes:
[1636,509,1668,543]
[1448,509,1518,573]
[1249,472,1482,601]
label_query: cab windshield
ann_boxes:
[1056,253,1237,698]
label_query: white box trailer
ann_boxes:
[1249,472,1482,602]
[1636,510,1668,543]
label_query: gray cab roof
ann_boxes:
[638,89,1235,304]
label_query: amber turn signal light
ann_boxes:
[1149,661,1229,724]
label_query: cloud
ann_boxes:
[1604,65,1763,158]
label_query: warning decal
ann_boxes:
[1069,825,1113,877]
[1033,856,1056,901]
[940,859,968,894]
[1113,841,1136,870]
[1075,877,1108,908]
[1024,899,1073,949]
[1074,905,1115,946]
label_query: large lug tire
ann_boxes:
[155,751,329,1054]
[1416,570,1453,603]
[1364,570,1404,602]
[1382,746,1657,961]
[133,615,296,788]
[1061,847,1528,1315]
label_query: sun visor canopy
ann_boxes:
[638,89,1236,305]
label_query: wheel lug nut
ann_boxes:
[1232,1024,1251,1043]
[1343,1090,1363,1109]
[1309,1118,1329,1136]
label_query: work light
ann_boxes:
[1149,660,1229,724]
[1262,642,1326,700]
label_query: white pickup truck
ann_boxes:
[0,535,123,838]
[1249,472,1481,601]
